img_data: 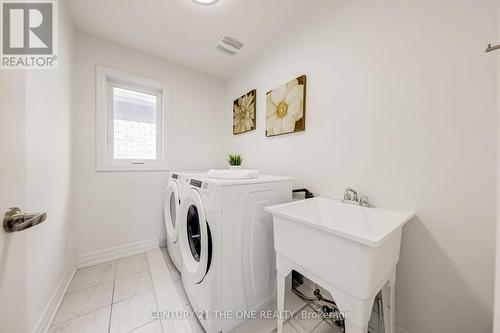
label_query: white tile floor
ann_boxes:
[49,253,163,333]
[49,249,343,333]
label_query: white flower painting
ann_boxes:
[233,89,256,135]
[266,75,306,137]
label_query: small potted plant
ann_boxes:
[228,154,243,169]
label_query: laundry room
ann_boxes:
[0,1,498,333]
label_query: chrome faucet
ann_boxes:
[342,187,369,207]
[343,187,358,202]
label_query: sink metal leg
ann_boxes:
[277,270,286,333]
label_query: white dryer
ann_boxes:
[164,171,206,271]
[178,175,292,333]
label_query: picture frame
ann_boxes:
[265,75,306,137]
[233,89,257,135]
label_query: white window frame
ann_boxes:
[96,65,170,171]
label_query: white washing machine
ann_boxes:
[164,171,206,271]
[178,174,292,333]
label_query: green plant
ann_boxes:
[228,154,242,166]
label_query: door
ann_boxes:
[0,72,29,332]
[179,188,211,284]
[164,180,180,244]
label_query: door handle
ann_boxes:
[3,207,47,233]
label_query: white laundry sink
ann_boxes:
[265,197,415,333]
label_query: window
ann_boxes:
[113,87,157,160]
[96,66,169,171]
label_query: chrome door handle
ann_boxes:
[3,207,47,233]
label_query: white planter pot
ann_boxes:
[229,165,242,169]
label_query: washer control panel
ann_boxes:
[190,179,203,188]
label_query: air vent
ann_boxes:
[216,36,243,56]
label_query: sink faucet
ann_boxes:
[343,187,358,202]
[342,187,369,207]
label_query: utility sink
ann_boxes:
[266,196,414,247]
[265,197,415,333]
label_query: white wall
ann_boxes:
[227,1,497,332]
[73,32,227,256]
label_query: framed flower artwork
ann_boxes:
[233,89,256,135]
[266,75,306,137]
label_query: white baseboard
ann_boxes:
[396,325,413,333]
[32,259,76,333]
[76,238,164,269]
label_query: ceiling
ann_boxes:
[67,0,320,79]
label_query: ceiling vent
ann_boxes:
[216,36,243,56]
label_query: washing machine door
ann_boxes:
[164,180,180,244]
[180,188,210,284]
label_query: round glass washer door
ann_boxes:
[164,180,180,244]
[179,188,209,284]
